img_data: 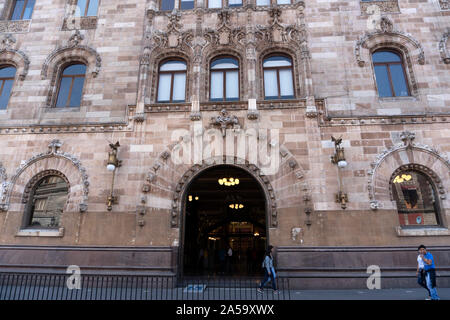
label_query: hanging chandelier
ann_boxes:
[229,203,244,210]
[218,177,240,186]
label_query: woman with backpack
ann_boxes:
[257,245,278,294]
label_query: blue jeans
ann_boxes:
[417,269,430,296]
[259,269,277,290]
[425,271,440,300]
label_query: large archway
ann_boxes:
[181,165,268,277]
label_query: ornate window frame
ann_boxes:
[0,139,89,214]
[389,165,444,227]
[257,48,301,100]
[149,51,192,105]
[355,17,424,98]
[203,50,245,103]
[62,0,99,31]
[0,0,33,33]
[41,31,101,109]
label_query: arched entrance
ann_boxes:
[181,165,268,277]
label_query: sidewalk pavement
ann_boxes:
[288,287,450,300]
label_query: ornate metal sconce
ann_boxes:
[106,141,121,211]
[330,136,348,209]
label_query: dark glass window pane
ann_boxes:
[372,51,401,63]
[56,77,72,107]
[161,0,175,11]
[63,64,86,76]
[374,65,393,97]
[389,64,409,97]
[11,0,25,20]
[0,80,14,109]
[87,0,99,16]
[29,176,68,228]
[69,77,85,107]
[393,171,440,227]
[23,0,35,19]
[180,0,194,10]
[0,67,17,78]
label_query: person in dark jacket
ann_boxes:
[257,245,278,294]
[419,245,440,300]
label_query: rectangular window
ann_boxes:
[256,0,270,5]
[279,69,294,98]
[210,71,224,100]
[10,0,35,20]
[263,70,278,99]
[75,0,99,17]
[389,64,409,97]
[373,65,393,97]
[161,0,175,11]
[228,0,242,7]
[225,71,239,100]
[55,77,72,108]
[208,0,222,9]
[157,74,172,102]
[69,77,85,107]
[86,0,99,16]
[172,73,186,102]
[276,0,291,4]
[0,79,14,109]
[180,0,195,10]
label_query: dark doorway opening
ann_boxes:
[182,165,267,277]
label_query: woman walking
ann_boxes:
[257,245,278,294]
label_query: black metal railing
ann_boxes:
[0,272,291,300]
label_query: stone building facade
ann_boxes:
[0,0,448,289]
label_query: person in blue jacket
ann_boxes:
[257,245,278,294]
[418,245,440,300]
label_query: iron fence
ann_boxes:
[0,272,291,300]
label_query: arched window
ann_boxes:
[392,171,441,227]
[74,0,99,17]
[263,55,294,100]
[210,57,239,101]
[26,176,69,228]
[372,50,410,97]
[9,0,35,20]
[157,59,187,103]
[0,66,16,110]
[55,64,87,108]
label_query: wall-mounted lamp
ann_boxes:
[106,141,121,211]
[330,136,348,209]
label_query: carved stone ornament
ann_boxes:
[439,30,450,64]
[41,30,102,80]
[152,11,194,51]
[360,0,400,14]
[210,109,240,137]
[255,8,307,48]
[0,34,30,80]
[204,9,245,48]
[439,0,449,11]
